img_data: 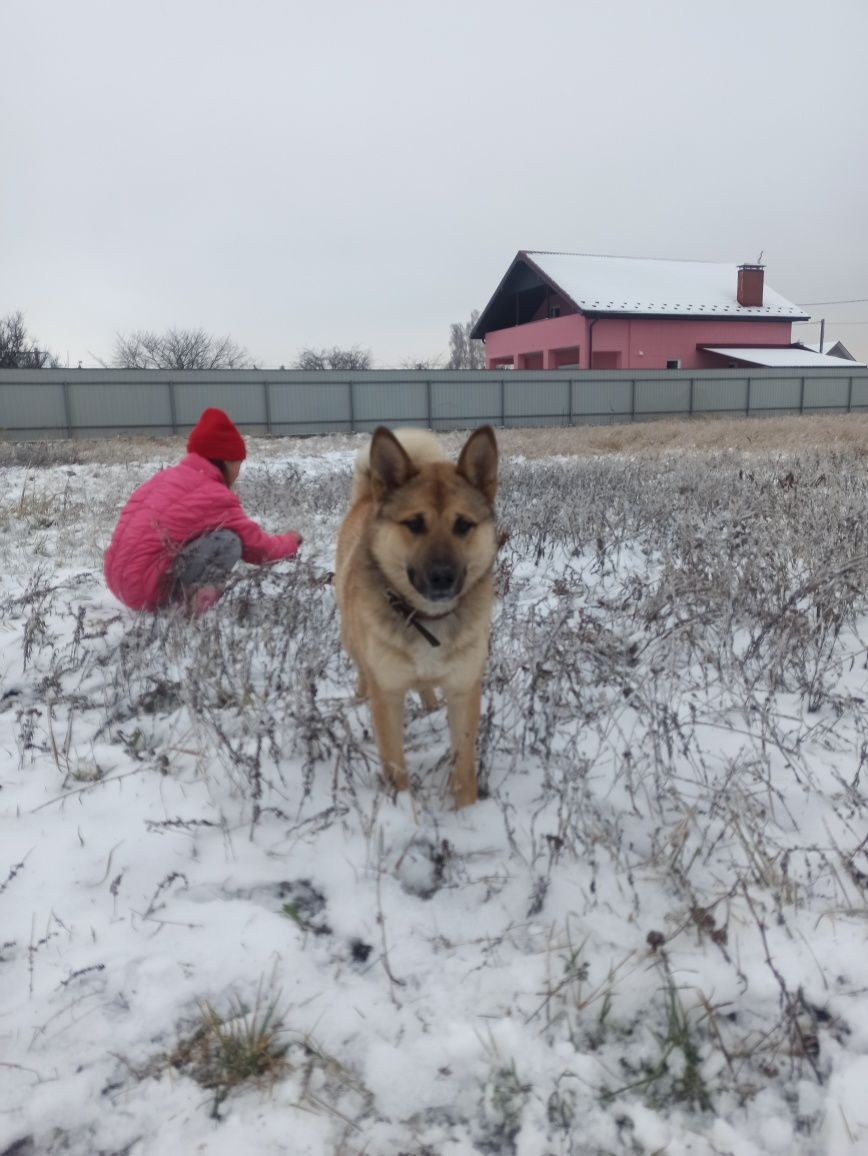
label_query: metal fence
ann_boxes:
[1,366,867,440]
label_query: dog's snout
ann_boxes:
[408,557,464,602]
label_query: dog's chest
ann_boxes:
[395,615,487,688]
[408,634,453,682]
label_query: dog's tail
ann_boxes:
[351,428,445,504]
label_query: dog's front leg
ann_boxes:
[369,684,409,793]
[418,687,439,712]
[445,683,481,809]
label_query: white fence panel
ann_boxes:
[1,368,865,440]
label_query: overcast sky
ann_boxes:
[3,0,868,368]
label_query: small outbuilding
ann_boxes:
[803,338,858,361]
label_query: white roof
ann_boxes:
[702,346,865,368]
[525,251,809,319]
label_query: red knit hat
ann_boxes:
[187,408,246,461]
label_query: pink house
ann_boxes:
[471,251,850,371]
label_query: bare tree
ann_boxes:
[446,309,485,370]
[400,357,441,370]
[0,311,58,368]
[111,328,255,370]
[294,346,371,371]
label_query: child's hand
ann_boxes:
[284,531,303,558]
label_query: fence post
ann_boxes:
[500,377,506,428]
[630,378,636,422]
[568,379,573,427]
[799,376,805,414]
[167,380,177,433]
[848,375,854,412]
[263,379,272,434]
[689,377,694,416]
[348,380,355,432]
[746,376,751,417]
[426,379,432,429]
[61,380,72,439]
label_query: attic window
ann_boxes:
[666,359,682,370]
[548,305,561,319]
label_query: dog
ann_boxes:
[335,425,498,808]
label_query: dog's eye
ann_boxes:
[402,515,426,535]
[453,516,475,537]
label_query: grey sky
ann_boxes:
[4,0,868,368]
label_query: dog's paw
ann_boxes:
[384,769,410,794]
[451,780,478,810]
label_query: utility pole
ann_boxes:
[819,318,825,353]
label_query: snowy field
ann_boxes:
[2,421,868,1155]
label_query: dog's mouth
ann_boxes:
[407,563,465,604]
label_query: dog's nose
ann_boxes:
[408,560,463,602]
[428,564,456,594]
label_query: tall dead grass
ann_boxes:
[4,413,868,468]
[494,413,868,458]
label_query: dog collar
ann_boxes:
[383,589,453,647]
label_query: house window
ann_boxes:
[666,359,682,369]
[548,305,561,319]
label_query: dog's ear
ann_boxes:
[457,425,498,505]
[369,428,416,500]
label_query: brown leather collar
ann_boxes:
[384,588,454,647]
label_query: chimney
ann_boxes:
[737,263,765,307]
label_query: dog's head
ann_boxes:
[367,426,498,609]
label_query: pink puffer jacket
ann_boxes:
[104,454,300,610]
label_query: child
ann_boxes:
[104,407,302,613]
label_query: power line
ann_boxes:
[800,299,868,306]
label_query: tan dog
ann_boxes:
[335,425,498,808]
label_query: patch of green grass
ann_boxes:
[169,987,288,1115]
[603,960,713,1114]
[281,901,310,929]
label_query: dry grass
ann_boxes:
[5,412,868,469]
[493,413,868,458]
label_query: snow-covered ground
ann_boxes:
[2,430,868,1155]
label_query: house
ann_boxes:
[470,251,862,371]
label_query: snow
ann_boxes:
[2,433,868,1154]
[702,346,866,368]
[525,250,809,318]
